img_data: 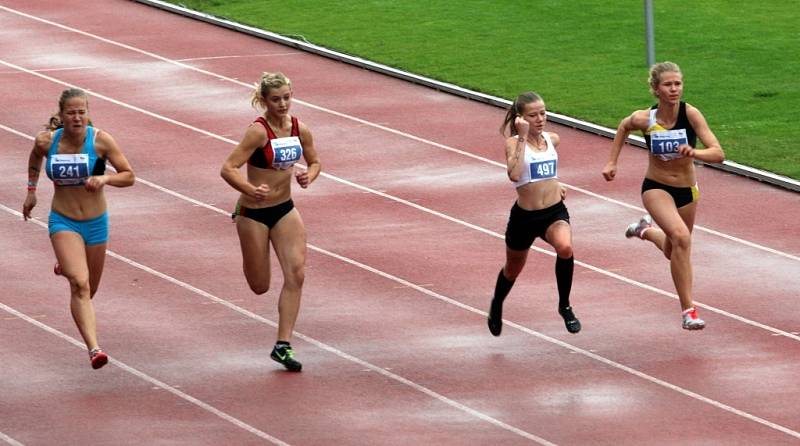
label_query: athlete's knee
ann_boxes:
[248,279,270,295]
[283,264,305,289]
[555,244,573,259]
[669,229,692,251]
[67,275,91,298]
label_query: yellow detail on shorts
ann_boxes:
[691,184,700,202]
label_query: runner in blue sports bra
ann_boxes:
[602,62,725,330]
[221,72,321,372]
[487,92,581,337]
[23,88,135,369]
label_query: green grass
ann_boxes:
[167,0,800,180]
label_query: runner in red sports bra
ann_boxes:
[220,72,321,372]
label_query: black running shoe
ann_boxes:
[270,344,302,372]
[487,297,503,336]
[558,306,581,334]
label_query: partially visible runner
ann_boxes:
[22,88,135,369]
[602,61,725,330]
[488,92,581,337]
[221,72,321,372]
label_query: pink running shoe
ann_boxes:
[90,348,108,370]
[682,307,706,330]
[625,215,653,239]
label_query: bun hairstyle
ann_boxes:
[251,72,292,110]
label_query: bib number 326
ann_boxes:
[270,136,303,169]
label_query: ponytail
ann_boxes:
[500,92,542,136]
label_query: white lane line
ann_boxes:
[176,52,302,62]
[0,204,555,446]
[0,83,800,341]
[0,66,95,74]
[0,4,797,263]
[0,432,24,446]
[0,302,288,445]
[3,201,798,441]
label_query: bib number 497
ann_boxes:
[530,160,556,180]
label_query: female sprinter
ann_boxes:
[221,72,321,371]
[602,62,725,330]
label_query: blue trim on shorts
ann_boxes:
[48,210,109,245]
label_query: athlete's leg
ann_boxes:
[52,232,98,350]
[269,209,306,343]
[643,190,696,311]
[544,220,580,333]
[235,215,271,295]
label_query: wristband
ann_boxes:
[27,180,37,191]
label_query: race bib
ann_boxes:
[530,159,557,180]
[51,153,89,185]
[270,136,303,170]
[650,129,687,160]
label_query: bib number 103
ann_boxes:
[651,129,688,156]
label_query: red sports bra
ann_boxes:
[247,116,303,170]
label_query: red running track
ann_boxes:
[1,1,799,445]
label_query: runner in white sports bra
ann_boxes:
[488,92,581,337]
[602,61,725,330]
[511,131,559,189]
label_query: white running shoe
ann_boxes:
[682,307,706,330]
[625,214,653,239]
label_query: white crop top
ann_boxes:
[512,132,558,189]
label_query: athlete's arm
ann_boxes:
[682,105,725,163]
[22,132,50,220]
[87,130,135,191]
[221,124,269,199]
[295,122,320,189]
[603,110,647,181]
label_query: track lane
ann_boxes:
[1,1,800,444]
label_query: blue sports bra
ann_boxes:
[45,127,105,187]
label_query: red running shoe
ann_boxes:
[54,263,62,275]
[90,348,108,370]
[682,307,706,330]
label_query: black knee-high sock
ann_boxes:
[555,256,574,309]
[493,269,515,304]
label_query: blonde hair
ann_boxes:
[500,91,543,136]
[648,61,682,96]
[46,88,90,130]
[250,72,292,110]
